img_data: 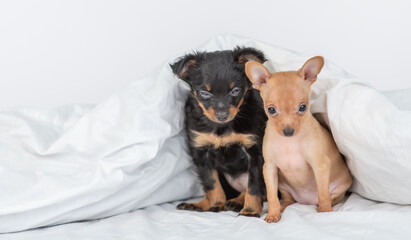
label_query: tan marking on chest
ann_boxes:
[190,130,257,149]
[205,84,211,91]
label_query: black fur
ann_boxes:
[170,47,267,213]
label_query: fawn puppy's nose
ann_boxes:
[283,128,294,137]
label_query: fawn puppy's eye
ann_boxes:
[199,90,213,99]
[230,87,240,97]
[267,107,276,115]
[298,104,307,113]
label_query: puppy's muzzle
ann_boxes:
[283,128,294,137]
[216,111,228,121]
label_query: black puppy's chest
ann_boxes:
[185,94,262,175]
[210,144,250,175]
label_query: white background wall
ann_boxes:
[0,0,410,108]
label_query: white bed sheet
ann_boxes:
[2,193,411,240]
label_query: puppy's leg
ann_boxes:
[177,169,226,212]
[240,188,262,217]
[206,170,227,212]
[177,197,210,212]
[330,180,352,206]
[177,149,226,212]
[239,148,265,218]
[331,192,345,206]
[224,192,245,212]
[263,161,281,222]
[311,157,332,212]
[279,188,295,212]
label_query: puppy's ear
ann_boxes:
[245,62,271,91]
[170,53,201,81]
[233,47,266,64]
[298,56,324,85]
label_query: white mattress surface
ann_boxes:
[2,193,411,240]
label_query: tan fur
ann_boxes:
[178,59,197,79]
[206,170,226,207]
[187,197,211,210]
[190,130,257,149]
[228,192,245,206]
[239,187,263,216]
[227,94,245,121]
[245,57,352,223]
[194,92,217,122]
[183,170,226,211]
[193,92,245,124]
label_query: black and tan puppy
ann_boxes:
[170,47,267,217]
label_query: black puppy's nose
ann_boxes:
[216,112,228,121]
[283,128,294,137]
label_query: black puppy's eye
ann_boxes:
[267,107,276,115]
[298,104,307,113]
[230,87,241,97]
[199,90,213,99]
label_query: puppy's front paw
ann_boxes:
[223,200,243,212]
[264,214,280,223]
[318,205,332,212]
[238,208,260,218]
[177,202,203,212]
[208,202,225,212]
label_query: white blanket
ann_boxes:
[0,34,410,234]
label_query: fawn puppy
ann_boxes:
[245,56,352,223]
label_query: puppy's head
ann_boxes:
[170,47,266,124]
[245,56,324,137]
